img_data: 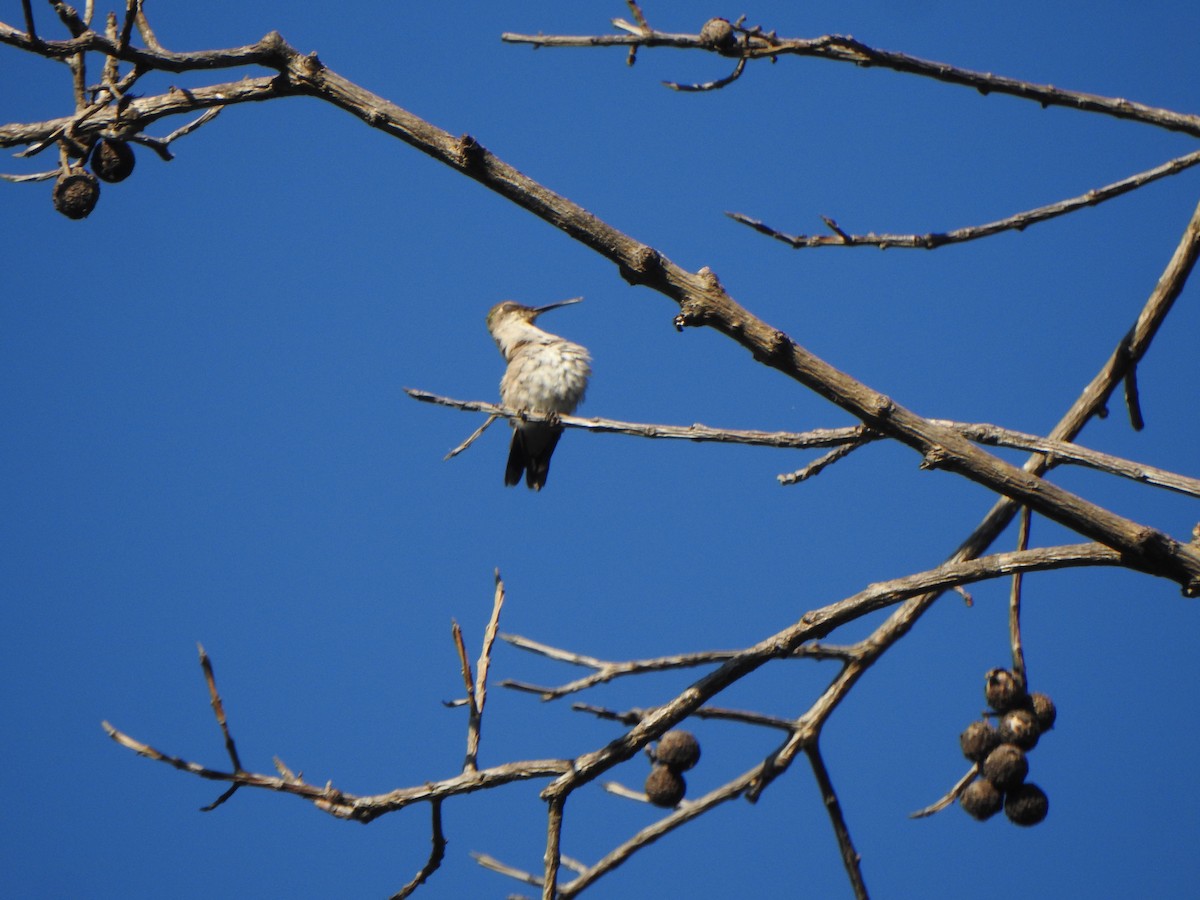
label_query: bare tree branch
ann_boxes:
[501,23,1200,137]
[728,149,1200,251]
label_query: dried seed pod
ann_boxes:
[981,743,1028,792]
[53,169,100,219]
[960,720,1002,763]
[1029,692,1057,732]
[654,730,701,772]
[91,138,136,183]
[959,778,1003,821]
[644,764,686,808]
[1004,782,1049,826]
[998,708,1040,751]
[699,17,736,51]
[984,668,1026,712]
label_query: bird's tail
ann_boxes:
[505,427,563,491]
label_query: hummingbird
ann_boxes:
[486,297,592,490]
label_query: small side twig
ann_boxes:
[909,765,979,818]
[472,852,542,888]
[21,0,37,41]
[1009,507,1031,691]
[197,643,243,773]
[450,620,480,772]
[574,701,795,732]
[389,799,446,900]
[664,56,746,92]
[777,437,867,485]
[444,413,498,460]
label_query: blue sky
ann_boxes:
[2,2,1199,897]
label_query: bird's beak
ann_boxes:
[533,297,583,316]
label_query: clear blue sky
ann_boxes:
[3,2,1199,898]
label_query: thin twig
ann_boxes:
[451,620,481,772]
[910,765,979,819]
[807,744,869,900]
[573,701,796,732]
[197,643,243,772]
[445,413,498,460]
[21,0,37,41]
[728,148,1200,250]
[472,853,542,888]
[1009,507,1031,691]
[389,799,446,900]
[777,438,867,485]
[664,56,746,92]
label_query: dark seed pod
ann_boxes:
[998,708,1040,751]
[654,730,701,772]
[959,778,1003,821]
[1029,692,1057,732]
[699,17,737,51]
[981,743,1028,792]
[644,764,686,808]
[960,720,1002,763]
[53,169,100,219]
[984,668,1026,712]
[91,138,136,183]
[1004,782,1049,826]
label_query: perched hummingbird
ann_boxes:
[486,298,592,490]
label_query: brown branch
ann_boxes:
[198,643,243,773]
[501,634,741,699]
[777,438,867,485]
[745,202,1200,792]
[389,799,446,900]
[501,25,1200,137]
[407,388,870,451]
[4,26,1197,598]
[20,1,36,41]
[807,744,868,900]
[450,620,481,772]
[728,149,1200,250]
[664,56,745,92]
[104,713,573,824]
[542,795,566,900]
[409,390,1200,499]
[1010,508,1032,691]
[574,701,795,732]
[910,765,978,819]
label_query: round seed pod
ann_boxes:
[654,730,701,772]
[699,17,736,51]
[984,668,1026,712]
[644,764,686,808]
[959,778,1003,821]
[1004,783,1049,826]
[91,138,136,183]
[998,708,1040,751]
[960,720,1002,763]
[981,743,1028,792]
[53,169,100,219]
[1029,692,1057,732]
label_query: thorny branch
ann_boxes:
[7,5,1197,898]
